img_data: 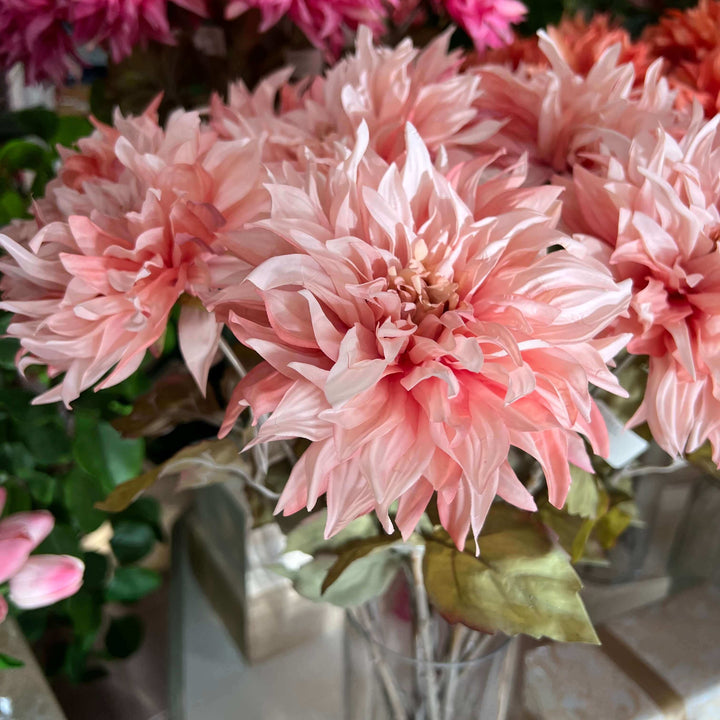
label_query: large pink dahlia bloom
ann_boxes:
[473,34,679,179]
[212,28,502,166]
[0,103,267,405]
[215,125,631,547]
[561,121,720,462]
[0,488,84,622]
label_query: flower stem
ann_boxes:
[442,624,465,720]
[410,548,441,720]
[353,606,407,720]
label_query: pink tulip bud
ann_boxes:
[0,510,54,547]
[9,556,85,610]
[0,537,34,585]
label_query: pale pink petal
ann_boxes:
[9,555,84,610]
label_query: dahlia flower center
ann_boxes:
[388,251,459,322]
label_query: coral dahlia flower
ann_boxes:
[0,103,267,405]
[561,121,720,462]
[217,124,631,547]
[473,34,678,179]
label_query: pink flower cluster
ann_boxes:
[3,27,719,548]
[0,489,84,621]
[0,0,207,84]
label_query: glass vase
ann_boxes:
[343,582,517,720]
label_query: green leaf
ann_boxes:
[110,520,156,564]
[73,413,145,492]
[82,552,109,592]
[113,497,163,541]
[94,468,159,513]
[106,567,161,603]
[12,108,59,141]
[0,653,24,669]
[278,550,401,608]
[36,523,82,558]
[565,467,600,519]
[63,592,102,640]
[18,469,56,506]
[105,615,143,659]
[23,418,72,467]
[321,535,400,595]
[285,510,377,556]
[63,467,106,534]
[594,501,636,549]
[0,139,49,173]
[53,116,92,149]
[423,507,599,644]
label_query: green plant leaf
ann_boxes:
[565,467,600,519]
[110,520,156,564]
[12,108,59,141]
[18,469,56,506]
[321,535,400,595]
[73,412,145,493]
[0,139,49,173]
[284,510,377,556]
[0,653,24,669]
[94,468,160,513]
[82,552,109,592]
[279,550,401,608]
[53,116,92,149]
[36,523,82,558]
[63,467,106,535]
[63,592,102,640]
[423,508,599,644]
[105,616,144,659]
[105,567,161,603]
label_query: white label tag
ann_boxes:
[597,400,649,469]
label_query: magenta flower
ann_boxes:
[225,0,395,57]
[0,488,84,622]
[213,124,631,548]
[71,0,209,64]
[0,0,76,85]
[439,0,527,51]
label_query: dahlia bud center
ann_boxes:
[388,259,459,321]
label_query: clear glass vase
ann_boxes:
[343,584,516,720]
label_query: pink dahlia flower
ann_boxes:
[473,34,679,179]
[0,488,84,622]
[438,0,526,52]
[214,124,631,548]
[0,102,268,405]
[71,0,209,64]
[561,120,720,463]
[213,28,502,166]
[0,0,76,85]
[225,0,394,58]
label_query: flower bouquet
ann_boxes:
[2,0,720,715]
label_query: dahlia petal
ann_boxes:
[178,303,222,394]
